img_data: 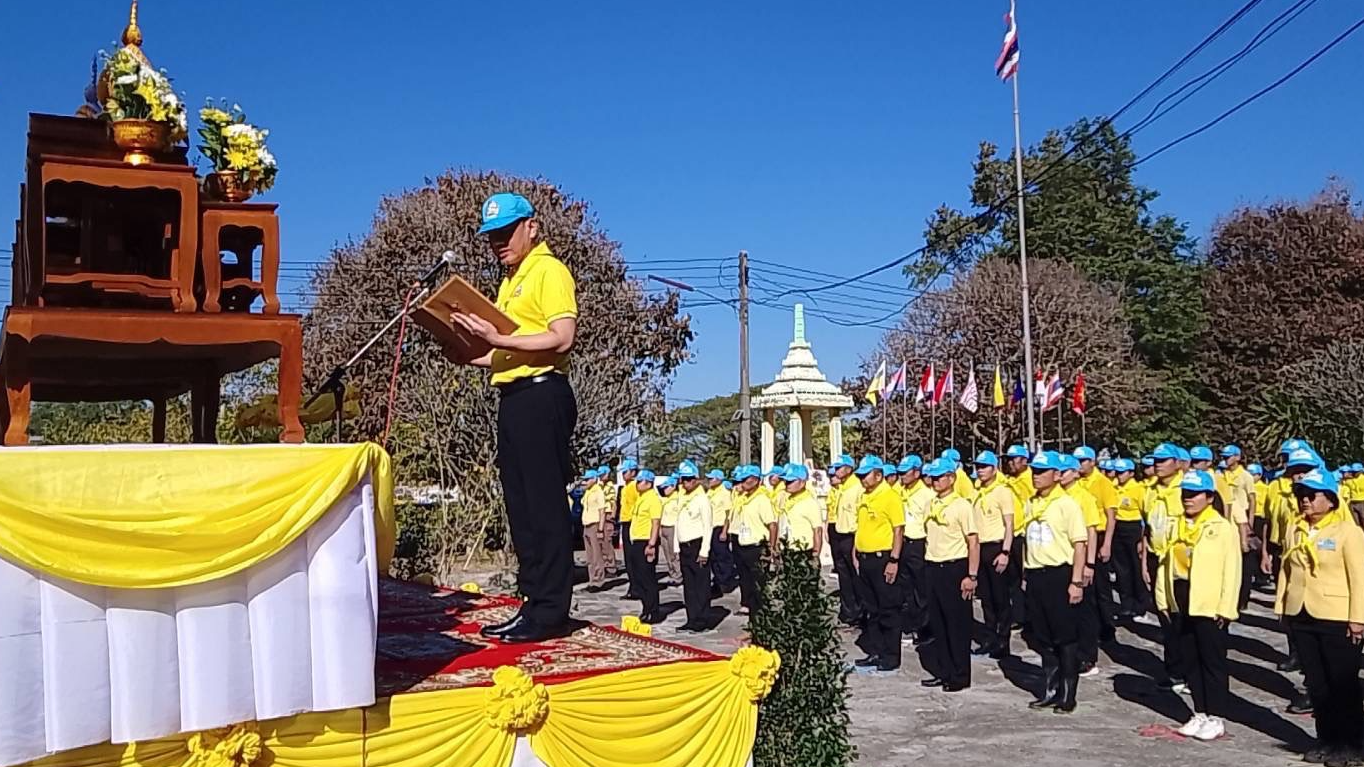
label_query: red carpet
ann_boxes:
[375,577,720,696]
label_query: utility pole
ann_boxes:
[738,250,752,465]
[1012,52,1039,453]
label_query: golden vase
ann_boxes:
[110,118,170,166]
[204,170,254,203]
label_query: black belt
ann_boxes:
[496,372,566,396]
[856,551,891,560]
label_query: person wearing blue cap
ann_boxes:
[971,451,1016,659]
[851,455,906,672]
[1157,470,1241,742]
[579,469,611,592]
[705,470,737,597]
[782,464,824,560]
[673,464,715,632]
[625,471,665,625]
[919,458,980,691]
[828,456,864,626]
[456,193,579,644]
[1022,451,1089,712]
[731,466,779,617]
[1144,442,1190,692]
[1074,447,1120,651]
[898,456,934,644]
[1000,445,1033,628]
[1111,459,1149,619]
[617,460,642,594]
[597,464,620,577]
[655,475,684,588]
[1277,468,1364,763]
[1059,455,1109,676]
[1218,446,1257,611]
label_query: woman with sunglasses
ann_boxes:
[1156,470,1241,742]
[1276,468,1364,767]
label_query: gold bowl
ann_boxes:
[110,118,170,166]
[203,170,254,203]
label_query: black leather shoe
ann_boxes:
[971,643,993,656]
[988,646,1011,660]
[1287,693,1313,715]
[854,655,881,667]
[876,660,900,672]
[500,619,571,644]
[920,677,944,688]
[942,683,969,693]
[480,612,526,638]
[641,611,664,625]
[620,593,639,601]
[1303,746,1329,764]
[1277,654,1302,672]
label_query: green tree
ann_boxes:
[917,119,1204,444]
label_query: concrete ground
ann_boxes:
[458,558,1318,767]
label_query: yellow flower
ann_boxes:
[729,645,781,702]
[620,615,651,637]
[201,107,232,126]
[482,666,549,733]
[458,581,481,594]
[225,148,255,171]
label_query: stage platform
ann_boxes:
[23,577,774,767]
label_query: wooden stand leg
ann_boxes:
[2,338,31,446]
[201,217,222,313]
[152,396,167,443]
[261,218,281,314]
[176,181,199,313]
[277,324,305,444]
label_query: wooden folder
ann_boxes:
[411,275,518,363]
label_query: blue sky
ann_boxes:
[3,1,1361,405]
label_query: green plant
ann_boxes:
[750,543,854,767]
[198,101,278,192]
[98,48,187,142]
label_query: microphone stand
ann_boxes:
[305,282,434,443]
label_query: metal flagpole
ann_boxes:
[1011,29,1039,453]
[1056,397,1063,451]
[930,399,937,456]
[900,386,908,455]
[949,362,957,450]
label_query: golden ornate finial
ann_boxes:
[122,1,142,47]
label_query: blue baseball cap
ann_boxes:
[1190,445,1214,462]
[596,464,609,475]
[676,460,700,479]
[617,458,639,472]
[1141,455,1155,467]
[1353,463,1364,473]
[854,455,884,476]
[706,469,726,481]
[1151,443,1179,461]
[722,480,733,490]
[583,468,599,480]
[657,474,677,489]
[1175,446,1191,463]
[636,469,656,483]
[1059,454,1080,472]
[974,450,999,468]
[1180,470,1217,494]
[1072,446,1097,462]
[1114,458,1136,473]
[898,455,923,473]
[940,448,962,462]
[782,464,810,482]
[1285,447,1322,469]
[882,460,901,476]
[831,454,854,470]
[1005,444,1031,459]
[478,192,535,233]
[1298,467,1339,495]
[923,458,955,478]
[734,465,760,481]
[1030,451,1063,472]
[1279,438,1306,455]
[1220,445,1242,458]
[1248,463,1263,476]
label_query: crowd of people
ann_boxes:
[572,439,1364,766]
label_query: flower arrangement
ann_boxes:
[482,666,549,733]
[98,48,188,142]
[198,101,278,194]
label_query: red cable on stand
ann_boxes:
[381,285,420,448]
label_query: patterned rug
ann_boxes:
[375,577,721,696]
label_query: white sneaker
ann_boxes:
[1193,716,1225,741]
[1178,713,1208,737]
[1080,664,1101,678]
[1134,613,1159,626]
[1171,682,1191,695]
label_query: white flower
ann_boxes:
[258,148,275,167]
[115,74,137,85]
[224,123,251,136]
[164,92,178,107]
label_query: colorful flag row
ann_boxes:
[867,362,1089,416]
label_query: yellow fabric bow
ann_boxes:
[483,666,550,733]
[729,646,781,702]
[184,723,263,767]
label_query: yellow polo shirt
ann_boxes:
[1024,485,1088,569]
[707,485,732,528]
[1066,483,1103,531]
[630,488,663,542]
[954,469,977,501]
[835,480,863,534]
[903,481,934,541]
[855,480,905,553]
[661,492,682,526]
[1115,479,1145,522]
[619,480,639,524]
[973,477,1016,543]
[491,242,576,386]
[1080,471,1119,523]
[733,490,777,547]
[926,494,977,562]
[581,484,607,526]
[1144,474,1184,556]
[784,490,823,550]
[1253,479,1269,519]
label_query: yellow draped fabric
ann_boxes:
[0,443,395,588]
[22,659,759,767]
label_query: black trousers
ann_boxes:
[708,527,735,590]
[977,540,1010,649]
[1290,612,1364,748]
[899,538,928,635]
[1239,546,1255,611]
[1026,565,1079,654]
[854,551,903,665]
[679,538,710,626]
[1007,535,1026,627]
[495,374,577,625]
[1094,551,1118,634]
[734,543,763,614]
[829,525,861,624]
[1173,580,1229,717]
[1111,521,1147,612]
[925,558,971,686]
[625,538,659,616]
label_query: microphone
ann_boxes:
[415,250,458,286]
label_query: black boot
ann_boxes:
[1053,643,1080,713]
[1277,652,1301,672]
[1029,655,1061,709]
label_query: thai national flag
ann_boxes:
[995,0,1020,81]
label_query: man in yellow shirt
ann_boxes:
[827,455,862,626]
[1074,446,1119,646]
[782,464,824,559]
[580,468,611,592]
[617,459,642,598]
[705,469,736,597]
[1249,463,1269,589]
[732,465,779,617]
[1219,445,1257,610]
[921,458,980,691]
[940,448,978,501]
[1111,458,1149,617]
[1144,443,1188,691]
[457,193,579,644]
[597,464,619,578]
[672,461,714,633]
[852,456,906,672]
[898,456,934,643]
[626,470,665,625]
[972,451,1016,659]
[657,476,684,587]
[1061,455,1108,677]
[1002,444,1033,628]
[1023,451,1088,713]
